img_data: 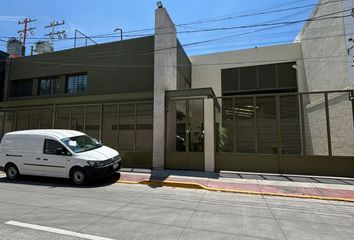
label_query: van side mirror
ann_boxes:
[93,138,101,144]
[56,148,68,155]
[56,148,63,155]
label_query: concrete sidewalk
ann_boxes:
[118,168,354,203]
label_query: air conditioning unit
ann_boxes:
[34,41,53,54]
[7,37,23,57]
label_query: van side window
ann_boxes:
[44,139,66,155]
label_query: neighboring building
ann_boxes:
[0,51,8,101]
[7,36,156,99]
[295,0,354,157]
[0,1,353,177]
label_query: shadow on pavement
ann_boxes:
[219,172,354,185]
[0,172,121,188]
[147,169,218,189]
[119,168,354,189]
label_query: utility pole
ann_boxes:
[44,20,67,47]
[17,18,37,49]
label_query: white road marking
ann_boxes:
[5,221,115,240]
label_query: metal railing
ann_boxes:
[0,100,153,153]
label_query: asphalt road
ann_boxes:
[0,173,353,240]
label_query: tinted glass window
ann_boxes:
[221,62,297,95]
[66,74,88,93]
[44,139,66,155]
[235,98,256,153]
[258,64,276,89]
[240,66,257,90]
[220,98,234,152]
[10,79,33,97]
[222,68,239,93]
[278,62,297,88]
[38,77,60,95]
[62,135,101,153]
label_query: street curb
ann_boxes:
[117,180,354,203]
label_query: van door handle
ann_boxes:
[43,158,48,161]
[36,158,41,160]
[6,154,23,157]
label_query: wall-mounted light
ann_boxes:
[157,1,163,9]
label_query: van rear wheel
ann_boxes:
[71,168,86,185]
[6,164,19,180]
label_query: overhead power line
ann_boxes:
[177,0,347,27]
[0,6,351,44]
[0,0,348,43]
[108,0,342,35]
[1,30,352,65]
[4,9,352,63]
[1,2,352,61]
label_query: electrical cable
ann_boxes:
[1,7,350,61]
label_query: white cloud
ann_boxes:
[0,16,27,22]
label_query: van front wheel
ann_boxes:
[6,164,19,180]
[71,168,86,185]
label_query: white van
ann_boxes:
[0,129,121,185]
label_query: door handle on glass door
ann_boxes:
[186,126,191,133]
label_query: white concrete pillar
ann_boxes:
[204,98,215,172]
[152,7,177,169]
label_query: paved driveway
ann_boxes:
[0,173,353,240]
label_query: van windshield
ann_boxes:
[61,135,102,153]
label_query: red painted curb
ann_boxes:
[118,172,354,202]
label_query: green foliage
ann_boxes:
[217,126,228,150]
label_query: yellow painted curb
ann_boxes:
[117,179,354,203]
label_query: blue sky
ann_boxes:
[0,0,318,56]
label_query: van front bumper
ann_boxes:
[84,161,121,179]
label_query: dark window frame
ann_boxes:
[38,76,60,95]
[9,79,33,97]
[43,139,70,156]
[221,62,297,95]
[65,73,88,94]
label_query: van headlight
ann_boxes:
[87,161,99,167]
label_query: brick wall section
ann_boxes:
[298,0,354,156]
[304,93,354,156]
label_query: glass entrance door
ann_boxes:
[165,99,204,170]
